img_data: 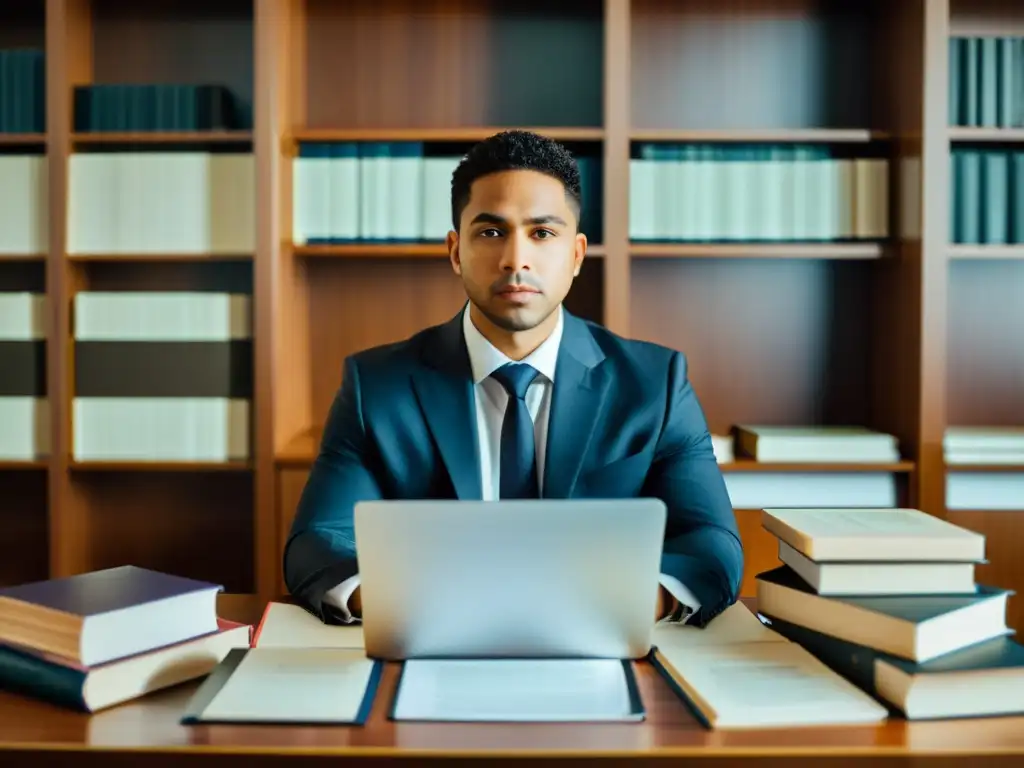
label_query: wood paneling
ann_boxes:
[302,0,604,130]
[66,470,254,593]
[734,509,782,599]
[949,510,1024,632]
[630,258,879,435]
[0,470,49,588]
[1,0,1018,626]
[89,0,254,127]
[276,467,308,594]
[947,260,1024,426]
[630,0,887,131]
[0,1,45,48]
[950,0,1024,36]
[46,0,93,579]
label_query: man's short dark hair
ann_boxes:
[450,130,582,232]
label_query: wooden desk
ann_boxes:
[2,597,1024,765]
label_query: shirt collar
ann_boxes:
[462,302,563,385]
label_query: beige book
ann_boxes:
[652,601,782,651]
[762,507,986,562]
[652,639,888,728]
[253,601,364,650]
[183,647,378,724]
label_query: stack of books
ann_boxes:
[944,426,1024,465]
[0,565,251,712]
[755,507,1024,720]
[731,425,901,463]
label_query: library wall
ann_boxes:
[0,0,1022,633]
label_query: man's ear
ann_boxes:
[573,232,587,276]
[447,230,461,275]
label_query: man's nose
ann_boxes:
[499,231,532,272]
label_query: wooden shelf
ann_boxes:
[294,243,450,258]
[949,127,1024,142]
[1,0,1020,631]
[946,463,1024,473]
[69,461,253,473]
[950,245,1024,260]
[289,127,604,143]
[721,460,915,473]
[630,243,887,259]
[277,429,321,466]
[65,253,253,263]
[0,133,45,146]
[71,131,253,145]
[0,461,48,471]
[630,129,887,143]
[294,243,606,258]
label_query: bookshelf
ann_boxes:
[1,0,1022,633]
[944,0,1024,636]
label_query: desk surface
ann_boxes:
[1,597,1024,765]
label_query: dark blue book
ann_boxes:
[756,565,1011,663]
[0,619,250,713]
[761,613,1024,720]
[0,565,223,666]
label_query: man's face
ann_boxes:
[448,169,585,333]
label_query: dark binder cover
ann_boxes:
[760,612,1024,720]
[758,564,1012,622]
[646,648,712,729]
[180,648,383,726]
[0,619,250,713]
[388,658,646,723]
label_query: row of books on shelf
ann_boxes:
[708,426,903,510]
[710,425,1020,511]
[0,48,45,134]
[0,152,255,255]
[2,144,887,255]
[951,148,1024,245]
[949,36,1024,129]
[73,83,246,133]
[1,507,1020,725]
[293,142,602,245]
[0,290,250,462]
[945,427,1024,512]
[629,145,889,243]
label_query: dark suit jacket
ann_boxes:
[283,308,744,627]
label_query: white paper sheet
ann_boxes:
[392,658,642,722]
[198,648,375,723]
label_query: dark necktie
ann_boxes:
[490,363,541,499]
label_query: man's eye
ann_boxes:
[535,229,555,239]
[481,228,501,237]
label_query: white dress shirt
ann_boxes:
[323,303,701,622]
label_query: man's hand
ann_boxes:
[351,585,362,618]
[655,585,678,621]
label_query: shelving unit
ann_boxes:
[943,0,1024,632]
[2,0,1021,632]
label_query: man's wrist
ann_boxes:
[658,585,679,621]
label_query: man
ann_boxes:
[284,130,743,628]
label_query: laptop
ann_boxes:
[353,498,667,660]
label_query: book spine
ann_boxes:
[0,645,89,713]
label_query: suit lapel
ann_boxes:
[411,312,483,500]
[543,314,610,499]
